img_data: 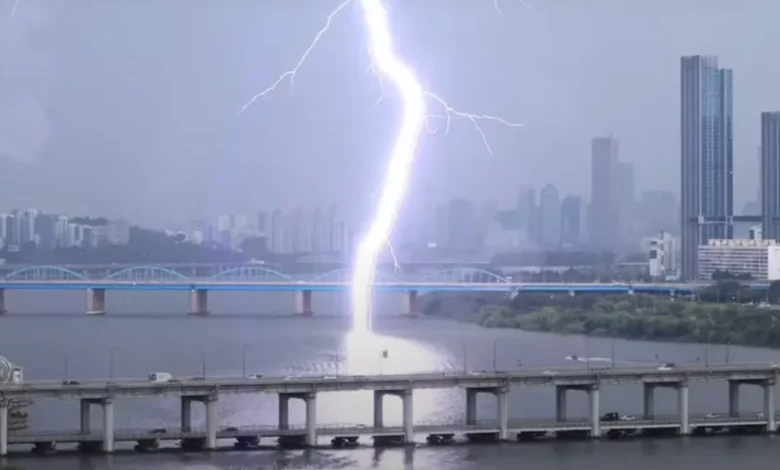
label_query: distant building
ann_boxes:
[681,55,734,280]
[590,136,620,252]
[539,184,561,248]
[648,231,676,277]
[560,196,583,247]
[697,239,780,281]
[761,111,780,240]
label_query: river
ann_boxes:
[1,289,780,469]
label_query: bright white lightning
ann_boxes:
[240,0,522,333]
[8,0,20,19]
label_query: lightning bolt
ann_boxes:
[240,0,522,333]
[8,0,20,19]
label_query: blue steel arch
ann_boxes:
[308,268,401,283]
[422,267,509,284]
[104,266,190,282]
[208,266,294,282]
[3,265,90,281]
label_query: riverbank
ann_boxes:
[421,292,780,349]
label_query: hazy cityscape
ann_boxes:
[4,1,780,469]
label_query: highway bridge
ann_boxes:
[0,265,763,315]
[0,363,778,455]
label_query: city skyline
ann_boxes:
[2,1,780,226]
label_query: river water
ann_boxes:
[1,289,780,469]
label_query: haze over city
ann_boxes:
[2,0,780,229]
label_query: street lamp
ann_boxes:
[199,349,207,379]
[492,340,499,372]
[242,344,249,377]
[109,347,117,381]
[462,343,468,373]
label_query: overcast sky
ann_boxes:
[1,0,779,227]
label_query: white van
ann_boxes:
[148,372,173,382]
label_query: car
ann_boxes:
[190,377,205,381]
[149,428,167,435]
[658,363,676,371]
[249,374,264,379]
[620,415,637,421]
[221,426,239,433]
[323,375,337,380]
[542,370,557,376]
[705,413,720,419]
[167,378,181,383]
[62,380,80,385]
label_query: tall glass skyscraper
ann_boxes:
[761,112,780,240]
[680,55,734,280]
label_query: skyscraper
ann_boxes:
[680,55,734,280]
[619,162,636,239]
[539,184,561,249]
[761,112,780,240]
[590,136,620,251]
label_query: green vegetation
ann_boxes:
[423,281,780,349]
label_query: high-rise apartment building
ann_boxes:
[590,136,620,251]
[619,162,636,239]
[680,55,734,280]
[761,112,780,240]
[539,184,561,249]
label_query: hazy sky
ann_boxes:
[1,0,779,227]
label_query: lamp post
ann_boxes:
[242,344,249,377]
[200,349,207,379]
[109,347,116,381]
[492,340,499,372]
[462,343,468,373]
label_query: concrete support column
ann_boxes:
[403,290,419,317]
[678,383,689,435]
[181,398,192,432]
[80,399,92,434]
[305,393,317,447]
[643,383,655,418]
[102,399,114,453]
[402,390,414,445]
[189,289,209,316]
[764,382,776,433]
[373,391,384,427]
[294,290,314,316]
[86,288,107,315]
[0,402,8,457]
[589,386,601,438]
[728,381,740,417]
[555,386,567,421]
[466,389,478,424]
[0,288,6,314]
[497,389,509,441]
[278,395,290,430]
[205,396,218,450]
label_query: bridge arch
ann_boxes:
[104,266,191,282]
[422,267,508,284]
[208,266,294,282]
[3,265,90,282]
[308,268,401,283]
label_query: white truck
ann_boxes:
[148,372,173,382]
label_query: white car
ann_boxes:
[620,415,637,421]
[249,374,264,379]
[705,413,720,419]
[543,370,557,376]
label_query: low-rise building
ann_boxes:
[697,239,780,281]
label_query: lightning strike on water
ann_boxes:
[240,0,522,334]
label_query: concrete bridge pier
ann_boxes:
[403,290,420,317]
[373,391,384,427]
[181,397,192,432]
[555,384,600,436]
[764,381,776,432]
[643,383,655,418]
[204,395,218,450]
[402,389,414,445]
[189,289,209,316]
[294,290,314,317]
[86,288,106,315]
[497,388,509,440]
[588,386,600,438]
[728,380,741,417]
[80,399,92,434]
[678,383,689,435]
[0,288,6,314]
[0,401,8,457]
[278,392,318,446]
[464,387,508,440]
[102,399,114,453]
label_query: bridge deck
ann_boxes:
[7,415,772,444]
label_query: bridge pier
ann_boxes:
[589,386,600,438]
[678,383,689,435]
[402,389,414,445]
[181,397,192,432]
[497,388,509,440]
[642,381,689,434]
[0,288,5,314]
[373,391,384,427]
[278,392,318,446]
[102,399,114,453]
[643,383,655,418]
[86,288,106,315]
[403,290,419,317]
[0,401,8,457]
[294,290,314,316]
[728,380,741,417]
[464,387,509,440]
[204,395,218,450]
[556,384,601,436]
[80,399,92,434]
[765,381,776,432]
[189,289,209,316]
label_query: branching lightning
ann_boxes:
[240,0,522,333]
